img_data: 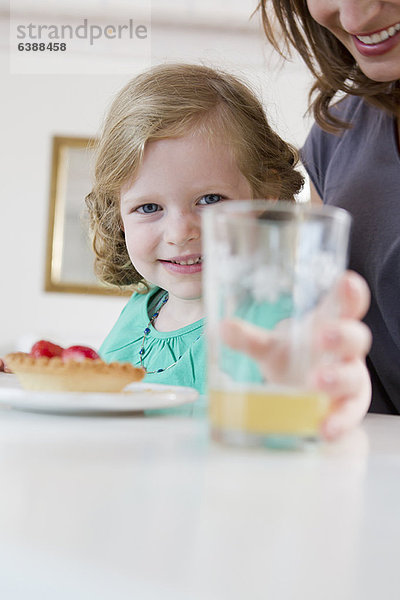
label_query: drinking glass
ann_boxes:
[202,200,352,448]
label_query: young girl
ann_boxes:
[86,64,302,391]
[86,63,371,436]
[258,1,400,417]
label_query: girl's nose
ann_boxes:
[164,211,201,246]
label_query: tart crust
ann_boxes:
[5,353,145,393]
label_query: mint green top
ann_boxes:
[99,287,206,396]
[100,286,293,407]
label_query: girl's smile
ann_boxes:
[159,254,203,275]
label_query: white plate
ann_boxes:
[0,374,198,414]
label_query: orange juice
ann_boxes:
[209,387,331,437]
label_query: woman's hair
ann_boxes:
[258,1,400,131]
[86,62,304,289]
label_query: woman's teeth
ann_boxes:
[356,22,400,45]
[170,257,202,265]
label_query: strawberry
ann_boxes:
[30,340,64,358]
[61,345,100,362]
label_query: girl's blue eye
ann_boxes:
[137,203,160,214]
[198,194,223,205]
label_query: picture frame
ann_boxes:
[44,136,130,296]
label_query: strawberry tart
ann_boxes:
[5,340,145,393]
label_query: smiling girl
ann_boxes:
[86,64,303,394]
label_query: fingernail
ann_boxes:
[346,273,359,293]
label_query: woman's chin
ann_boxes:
[356,56,400,83]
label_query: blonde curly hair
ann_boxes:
[86,63,304,290]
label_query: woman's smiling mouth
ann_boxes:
[352,21,400,56]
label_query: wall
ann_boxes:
[0,3,313,353]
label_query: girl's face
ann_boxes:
[120,130,252,305]
[306,0,400,82]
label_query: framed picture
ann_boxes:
[45,136,129,296]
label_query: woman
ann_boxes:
[258,1,400,414]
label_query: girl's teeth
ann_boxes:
[171,258,202,265]
[356,22,400,44]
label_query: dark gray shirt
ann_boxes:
[301,95,400,414]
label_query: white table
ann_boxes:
[0,375,399,599]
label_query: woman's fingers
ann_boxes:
[315,272,372,437]
[322,395,371,440]
[322,396,371,441]
[220,318,277,359]
[219,273,373,442]
[316,318,372,361]
[336,270,371,320]
[223,315,372,367]
[220,319,287,380]
[313,358,368,400]
[312,358,372,439]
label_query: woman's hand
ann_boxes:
[221,270,372,441]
